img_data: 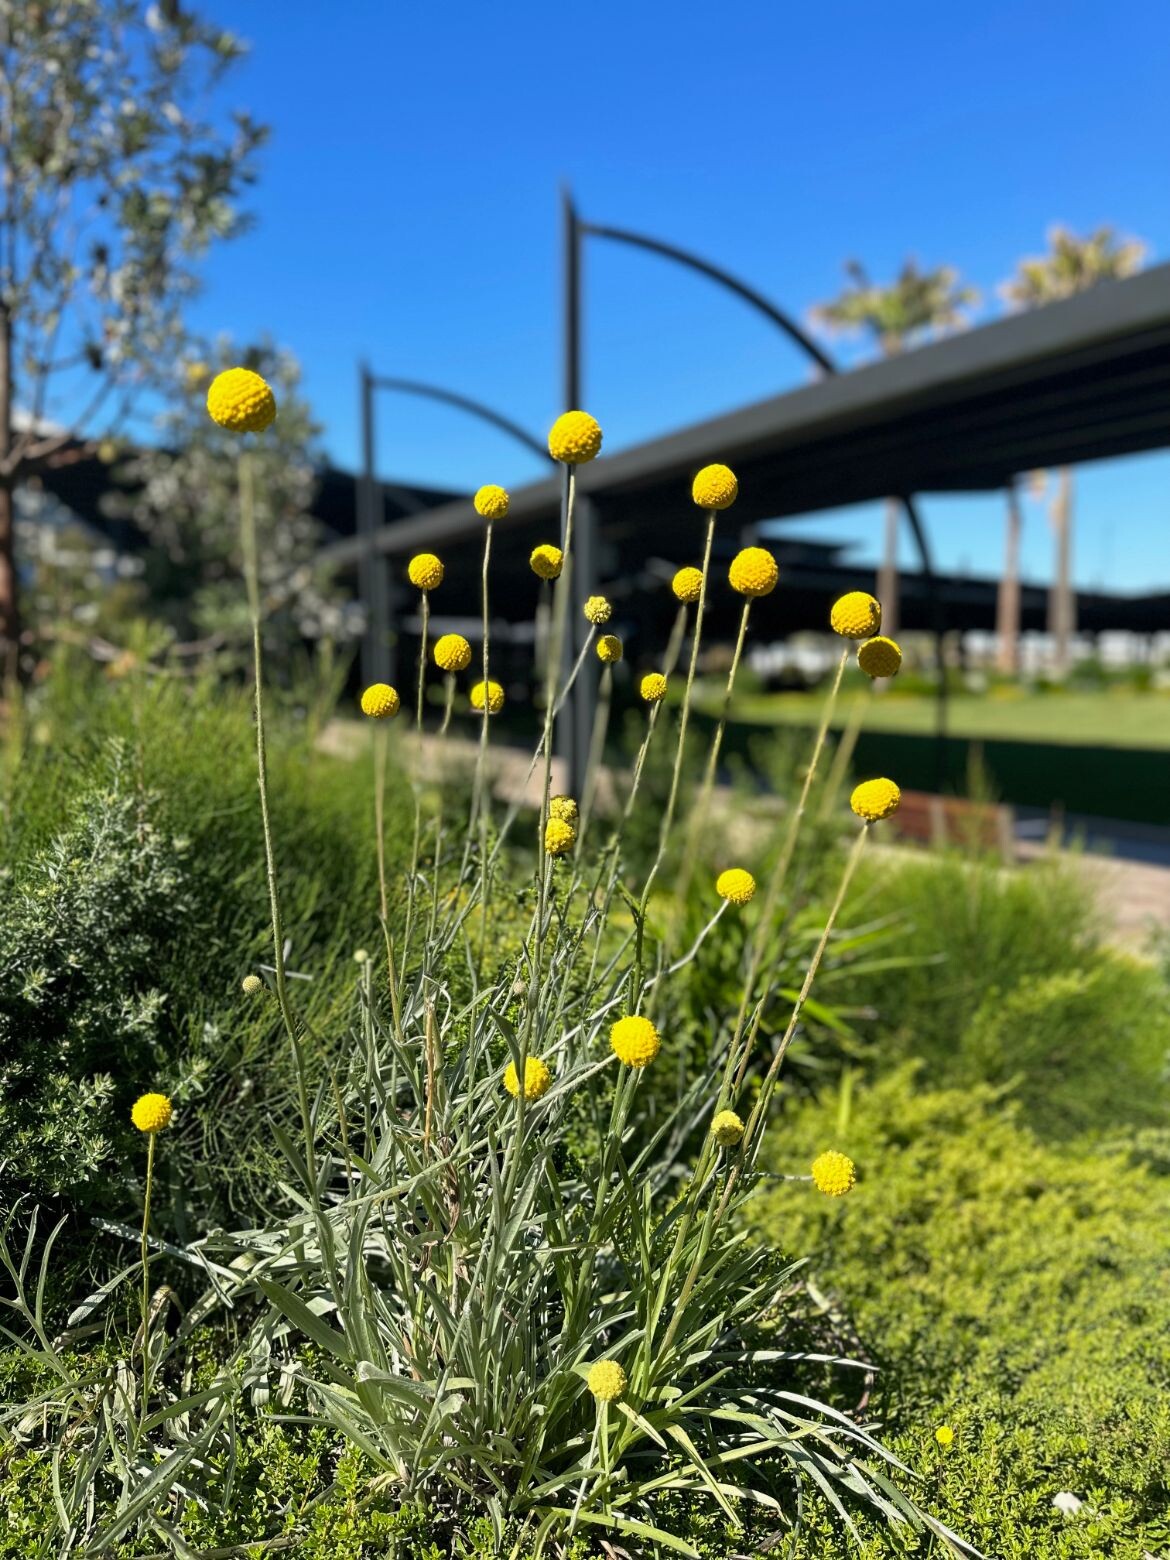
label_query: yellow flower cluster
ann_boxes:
[470,680,505,714]
[858,635,902,679]
[583,595,612,625]
[206,367,276,433]
[716,867,756,905]
[434,634,472,673]
[549,795,578,825]
[711,1109,745,1147]
[935,1425,955,1448]
[360,683,401,719]
[503,1056,552,1100]
[640,672,667,704]
[850,778,901,822]
[671,566,704,604]
[729,546,779,598]
[544,817,576,856]
[473,484,509,520]
[587,1359,627,1403]
[408,553,444,592]
[691,462,738,511]
[610,1014,660,1068]
[530,544,564,581]
[831,591,881,639]
[597,634,622,663]
[548,410,603,464]
[131,1092,173,1134]
[810,1149,856,1197]
[241,974,263,995]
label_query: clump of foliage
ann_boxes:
[757,1068,1170,1557]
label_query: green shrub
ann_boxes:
[753,1069,1170,1556]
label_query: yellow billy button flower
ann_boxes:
[530,543,564,581]
[131,1092,173,1134]
[672,566,704,604]
[548,410,603,464]
[728,546,779,598]
[544,817,576,856]
[711,1109,745,1147]
[640,672,667,704]
[241,974,263,995]
[206,367,276,433]
[610,1014,660,1068]
[691,462,739,511]
[935,1425,955,1448]
[470,680,505,714]
[548,795,578,825]
[473,484,509,520]
[587,1359,627,1403]
[408,553,444,592]
[858,635,902,679]
[811,1149,856,1197]
[360,683,401,719]
[433,634,472,673]
[850,777,901,822]
[716,867,756,905]
[503,1056,552,1100]
[596,633,623,663]
[583,595,612,625]
[831,591,881,639]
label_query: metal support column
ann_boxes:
[560,188,596,798]
[358,365,392,684]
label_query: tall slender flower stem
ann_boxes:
[139,1131,156,1416]
[372,725,403,1036]
[238,449,318,1193]
[402,589,431,972]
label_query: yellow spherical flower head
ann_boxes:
[241,974,263,995]
[583,595,612,625]
[831,591,881,639]
[503,1056,553,1101]
[850,777,901,823]
[549,794,578,826]
[729,546,779,598]
[548,409,603,464]
[131,1092,173,1134]
[640,672,667,704]
[672,566,704,604]
[810,1149,856,1197]
[544,817,576,856]
[596,633,623,663]
[711,1109,745,1147]
[408,553,444,592]
[935,1425,955,1448]
[530,543,564,581]
[587,1359,627,1403]
[716,867,756,906]
[206,367,276,433]
[470,680,505,715]
[692,462,739,511]
[434,633,472,673]
[610,1014,660,1068]
[360,683,401,719]
[473,483,509,521]
[857,635,902,679]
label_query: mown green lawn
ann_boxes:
[718,686,1170,750]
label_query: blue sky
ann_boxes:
[189,0,1170,590]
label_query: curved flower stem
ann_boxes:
[139,1131,156,1418]
[472,518,494,963]
[720,644,850,1099]
[401,592,430,972]
[238,450,318,1195]
[373,725,403,1037]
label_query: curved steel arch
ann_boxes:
[370,375,554,466]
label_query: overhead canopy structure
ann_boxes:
[321,261,1170,580]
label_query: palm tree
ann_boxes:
[812,260,979,638]
[998,226,1146,675]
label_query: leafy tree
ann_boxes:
[0,0,266,658]
[999,227,1147,674]
[812,260,978,636]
